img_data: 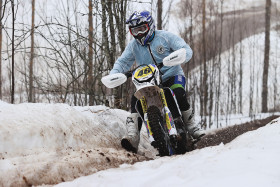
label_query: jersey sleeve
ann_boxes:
[165,31,193,63]
[110,41,136,75]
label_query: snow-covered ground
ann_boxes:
[0,101,279,186]
[0,101,157,186]
[56,117,280,187]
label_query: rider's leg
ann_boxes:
[163,75,205,139]
[121,95,142,153]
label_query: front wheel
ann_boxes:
[147,106,171,156]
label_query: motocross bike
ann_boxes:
[101,48,196,156]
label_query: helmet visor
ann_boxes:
[130,24,149,36]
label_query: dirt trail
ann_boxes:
[196,115,280,149]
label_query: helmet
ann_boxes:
[126,11,155,46]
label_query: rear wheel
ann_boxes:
[147,106,170,156]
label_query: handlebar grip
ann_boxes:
[125,71,132,78]
[157,63,164,69]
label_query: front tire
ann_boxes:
[147,106,170,156]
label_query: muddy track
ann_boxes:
[0,148,151,187]
[3,116,278,187]
[196,115,280,149]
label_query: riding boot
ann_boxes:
[181,108,205,139]
[121,113,140,153]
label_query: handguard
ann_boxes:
[163,48,186,67]
[101,73,127,88]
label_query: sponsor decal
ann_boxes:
[110,77,119,81]
[178,75,182,82]
[170,55,178,60]
[156,45,165,54]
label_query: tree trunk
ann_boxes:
[88,0,94,105]
[216,0,224,128]
[231,8,236,114]
[157,0,162,30]
[11,0,15,104]
[106,1,116,62]
[28,0,35,102]
[261,0,271,113]
[186,0,194,92]
[202,0,208,119]
[239,17,243,114]
[0,0,3,100]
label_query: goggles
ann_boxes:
[129,24,149,36]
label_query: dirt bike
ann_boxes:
[101,49,197,156]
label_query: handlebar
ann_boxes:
[124,71,133,78]
[124,63,164,78]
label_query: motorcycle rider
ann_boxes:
[110,10,205,153]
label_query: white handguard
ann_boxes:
[101,73,127,88]
[163,48,187,67]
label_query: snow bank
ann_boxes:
[0,102,126,157]
[0,102,155,186]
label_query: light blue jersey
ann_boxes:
[110,30,193,82]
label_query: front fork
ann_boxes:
[139,97,155,143]
[159,89,177,136]
[140,88,177,143]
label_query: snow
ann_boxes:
[0,102,122,157]
[56,117,280,187]
[0,101,279,186]
[1,6,280,184]
[0,101,156,186]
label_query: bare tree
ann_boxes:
[0,0,9,100]
[238,19,243,114]
[202,0,208,121]
[113,0,127,53]
[0,0,3,100]
[28,0,35,102]
[215,0,224,128]
[88,0,94,105]
[157,0,162,30]
[112,0,128,108]
[11,0,15,103]
[185,0,194,89]
[261,0,271,112]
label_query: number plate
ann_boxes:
[134,65,155,79]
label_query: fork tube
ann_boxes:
[140,97,154,142]
[159,89,177,135]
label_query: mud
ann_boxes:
[0,148,150,187]
[196,115,280,149]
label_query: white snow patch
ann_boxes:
[56,118,280,187]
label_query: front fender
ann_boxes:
[134,86,162,110]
